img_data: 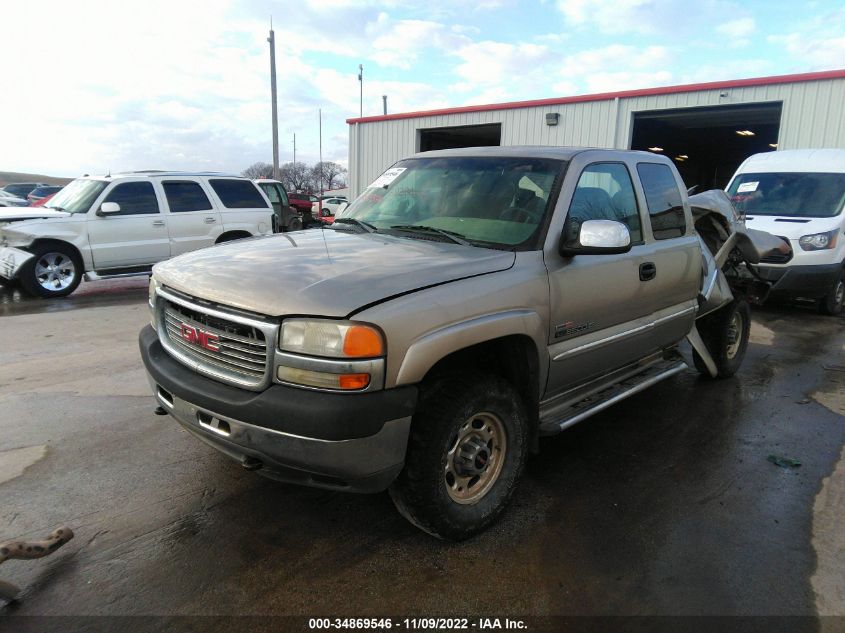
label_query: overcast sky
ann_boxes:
[2,0,843,178]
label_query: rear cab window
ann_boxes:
[209,179,269,209]
[637,163,686,239]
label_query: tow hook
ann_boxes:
[241,456,263,471]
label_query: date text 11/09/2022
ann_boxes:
[308,618,528,630]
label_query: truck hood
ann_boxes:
[0,208,71,223]
[745,215,841,241]
[153,229,516,317]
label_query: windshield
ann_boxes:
[46,179,108,214]
[341,156,565,249]
[727,172,845,218]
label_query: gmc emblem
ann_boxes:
[180,323,220,351]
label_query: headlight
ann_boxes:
[277,319,385,391]
[280,319,384,358]
[799,229,839,251]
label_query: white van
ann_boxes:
[726,149,845,315]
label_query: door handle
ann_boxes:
[639,262,656,281]
[204,217,216,224]
[152,220,165,227]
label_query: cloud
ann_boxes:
[768,7,845,70]
[555,0,691,35]
[717,17,756,38]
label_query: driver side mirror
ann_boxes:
[559,219,632,256]
[97,202,121,216]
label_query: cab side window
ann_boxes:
[637,163,686,239]
[162,181,212,212]
[103,182,160,215]
[568,163,642,243]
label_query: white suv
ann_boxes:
[0,171,274,298]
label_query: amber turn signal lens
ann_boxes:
[338,373,371,390]
[343,325,384,357]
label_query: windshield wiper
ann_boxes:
[389,224,472,246]
[332,218,378,233]
[46,206,67,212]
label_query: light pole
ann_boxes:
[268,21,279,181]
[358,64,363,117]
[318,108,323,197]
[293,133,296,166]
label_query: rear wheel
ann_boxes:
[286,216,303,232]
[389,374,528,541]
[818,270,844,316]
[19,244,82,298]
[693,299,751,378]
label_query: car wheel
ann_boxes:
[287,217,303,232]
[818,270,844,316]
[692,299,751,378]
[389,373,528,541]
[19,244,82,299]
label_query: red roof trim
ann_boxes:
[346,68,845,124]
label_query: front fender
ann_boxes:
[395,309,547,386]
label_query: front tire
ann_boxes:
[818,270,844,316]
[19,244,82,298]
[389,374,528,541]
[693,299,751,378]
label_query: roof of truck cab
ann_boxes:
[409,145,665,161]
[735,149,845,174]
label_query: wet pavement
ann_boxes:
[0,282,844,628]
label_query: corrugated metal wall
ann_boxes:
[348,77,845,198]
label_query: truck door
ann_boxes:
[160,179,222,256]
[632,162,699,351]
[544,161,659,396]
[87,180,171,269]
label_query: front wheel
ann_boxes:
[818,270,844,316]
[389,374,528,540]
[19,244,82,298]
[693,299,751,378]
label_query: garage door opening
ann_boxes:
[630,102,782,190]
[418,123,502,152]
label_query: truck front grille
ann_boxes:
[156,291,276,390]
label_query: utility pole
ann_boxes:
[318,108,323,197]
[382,95,387,115]
[358,64,363,117]
[293,133,296,165]
[268,20,279,180]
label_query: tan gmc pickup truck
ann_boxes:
[140,147,789,539]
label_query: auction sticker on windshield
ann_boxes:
[737,181,759,193]
[368,167,406,189]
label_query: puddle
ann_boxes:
[0,445,47,485]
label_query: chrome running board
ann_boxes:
[539,359,688,435]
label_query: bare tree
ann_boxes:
[241,162,274,179]
[278,162,315,192]
[311,161,348,191]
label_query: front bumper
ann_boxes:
[0,246,34,280]
[140,325,417,493]
[755,262,842,300]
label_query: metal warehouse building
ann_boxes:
[346,68,845,197]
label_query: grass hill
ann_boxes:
[0,170,74,188]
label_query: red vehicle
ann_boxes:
[287,192,318,215]
[31,192,57,207]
